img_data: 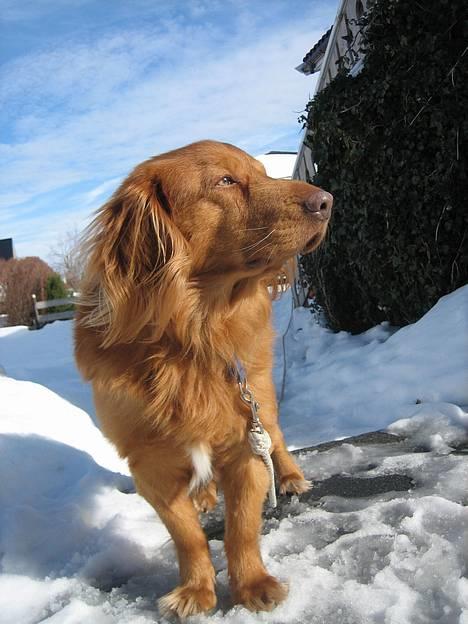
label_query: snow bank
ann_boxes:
[0,374,171,623]
[276,285,468,447]
[389,402,468,455]
[0,321,96,419]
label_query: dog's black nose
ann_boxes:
[304,190,333,221]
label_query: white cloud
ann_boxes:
[2,3,330,257]
[82,178,121,205]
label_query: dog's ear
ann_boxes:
[80,165,190,346]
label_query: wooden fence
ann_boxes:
[31,294,78,329]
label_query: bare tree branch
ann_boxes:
[48,227,85,291]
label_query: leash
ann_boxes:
[234,358,277,508]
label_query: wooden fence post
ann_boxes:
[31,294,41,329]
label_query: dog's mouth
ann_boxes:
[245,232,323,268]
[243,229,325,269]
[301,232,323,254]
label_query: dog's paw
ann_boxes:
[234,575,288,612]
[158,584,217,618]
[279,473,312,495]
[192,481,218,513]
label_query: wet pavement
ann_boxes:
[201,429,465,540]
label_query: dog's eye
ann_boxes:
[217,175,237,187]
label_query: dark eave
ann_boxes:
[295,26,332,75]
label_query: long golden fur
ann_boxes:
[74,140,332,617]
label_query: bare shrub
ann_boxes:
[3,257,54,326]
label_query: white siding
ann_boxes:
[293,0,368,182]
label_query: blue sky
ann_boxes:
[1,0,337,259]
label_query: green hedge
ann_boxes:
[301,0,468,332]
[45,274,74,313]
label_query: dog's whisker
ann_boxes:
[266,243,277,265]
[246,241,274,260]
[239,229,276,252]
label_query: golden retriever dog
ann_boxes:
[74,140,332,617]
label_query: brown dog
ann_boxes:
[74,140,332,617]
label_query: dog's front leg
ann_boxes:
[130,452,216,618]
[269,428,312,495]
[220,450,288,611]
[248,367,311,495]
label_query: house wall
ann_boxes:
[0,238,15,261]
[255,153,297,179]
[293,0,368,182]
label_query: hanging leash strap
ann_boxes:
[234,359,277,508]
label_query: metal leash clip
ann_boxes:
[237,380,264,433]
[234,361,277,507]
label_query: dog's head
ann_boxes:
[146,141,332,275]
[80,140,332,345]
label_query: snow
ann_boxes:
[0,286,467,623]
[273,284,468,448]
[0,322,95,420]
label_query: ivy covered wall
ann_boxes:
[301,0,467,332]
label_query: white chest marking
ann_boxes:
[188,443,212,493]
